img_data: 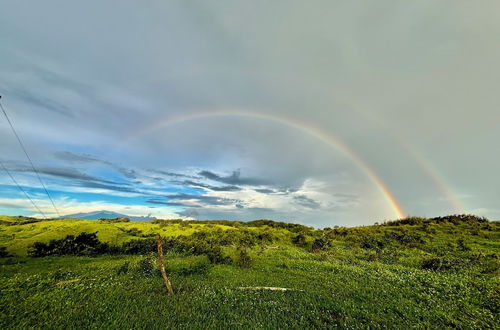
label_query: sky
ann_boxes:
[0,1,499,227]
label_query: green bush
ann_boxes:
[421,256,464,271]
[98,217,130,223]
[176,260,211,276]
[133,255,157,277]
[311,238,332,252]
[0,246,12,258]
[292,233,307,247]
[235,248,252,268]
[116,261,130,275]
[28,232,109,257]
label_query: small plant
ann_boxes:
[311,237,332,252]
[133,254,157,277]
[457,239,471,252]
[236,248,252,268]
[176,260,210,276]
[116,261,130,275]
[292,233,307,247]
[0,246,12,258]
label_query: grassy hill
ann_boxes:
[1,214,498,328]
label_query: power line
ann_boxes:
[0,97,60,217]
[0,160,47,219]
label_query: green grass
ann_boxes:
[0,215,498,328]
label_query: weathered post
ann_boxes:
[156,233,174,295]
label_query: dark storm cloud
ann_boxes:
[199,170,271,186]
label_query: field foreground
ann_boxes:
[0,215,499,328]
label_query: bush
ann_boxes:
[116,261,130,275]
[421,256,464,271]
[235,248,252,268]
[360,236,386,250]
[176,260,211,276]
[292,233,307,247]
[457,239,471,252]
[98,217,130,223]
[118,239,157,254]
[29,232,109,257]
[311,238,332,252]
[384,230,425,246]
[0,246,12,258]
[133,255,157,277]
[205,246,232,264]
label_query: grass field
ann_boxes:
[0,215,499,328]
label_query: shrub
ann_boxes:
[98,217,130,223]
[118,239,157,254]
[360,236,386,250]
[116,261,130,275]
[384,230,425,246]
[311,238,332,252]
[176,260,211,276]
[457,239,471,252]
[29,232,109,257]
[421,256,464,271]
[205,246,232,264]
[0,246,12,258]
[292,233,307,247]
[133,255,157,277]
[235,248,252,268]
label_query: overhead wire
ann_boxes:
[0,160,47,218]
[0,96,60,217]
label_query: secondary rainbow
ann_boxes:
[123,110,406,219]
[327,95,465,214]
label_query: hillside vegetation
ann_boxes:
[0,214,498,328]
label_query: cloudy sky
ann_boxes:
[0,1,498,227]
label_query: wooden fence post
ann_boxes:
[156,233,174,295]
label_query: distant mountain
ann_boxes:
[59,210,157,222]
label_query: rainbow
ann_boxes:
[325,96,465,214]
[123,110,406,219]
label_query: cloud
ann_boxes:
[54,151,138,179]
[177,208,200,218]
[146,199,200,207]
[254,188,275,194]
[165,193,241,206]
[11,164,118,185]
[0,196,182,219]
[199,170,271,186]
[293,195,321,209]
[6,87,74,116]
[147,169,199,180]
[76,181,142,195]
[178,180,241,192]
[53,151,101,163]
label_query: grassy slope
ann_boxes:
[0,218,237,256]
[0,216,499,328]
